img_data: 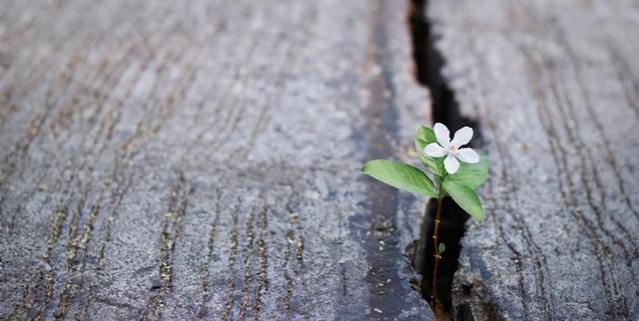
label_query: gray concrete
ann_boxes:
[0,1,433,320]
[428,0,639,320]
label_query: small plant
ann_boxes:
[361,123,487,305]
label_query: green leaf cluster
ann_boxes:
[361,125,488,222]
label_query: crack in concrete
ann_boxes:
[407,0,482,319]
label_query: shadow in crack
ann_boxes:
[407,0,483,317]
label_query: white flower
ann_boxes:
[423,123,479,174]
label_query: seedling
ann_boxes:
[362,123,488,305]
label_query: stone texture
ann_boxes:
[0,1,433,320]
[427,0,639,320]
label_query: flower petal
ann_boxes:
[444,154,460,174]
[456,148,480,163]
[433,123,450,148]
[450,126,473,147]
[424,143,446,157]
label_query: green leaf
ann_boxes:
[444,157,488,189]
[438,243,446,254]
[419,154,446,177]
[415,126,437,150]
[442,180,485,222]
[415,126,446,177]
[362,160,437,198]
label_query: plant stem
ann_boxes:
[431,189,444,302]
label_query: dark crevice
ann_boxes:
[409,0,478,133]
[408,0,481,319]
[414,198,467,313]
